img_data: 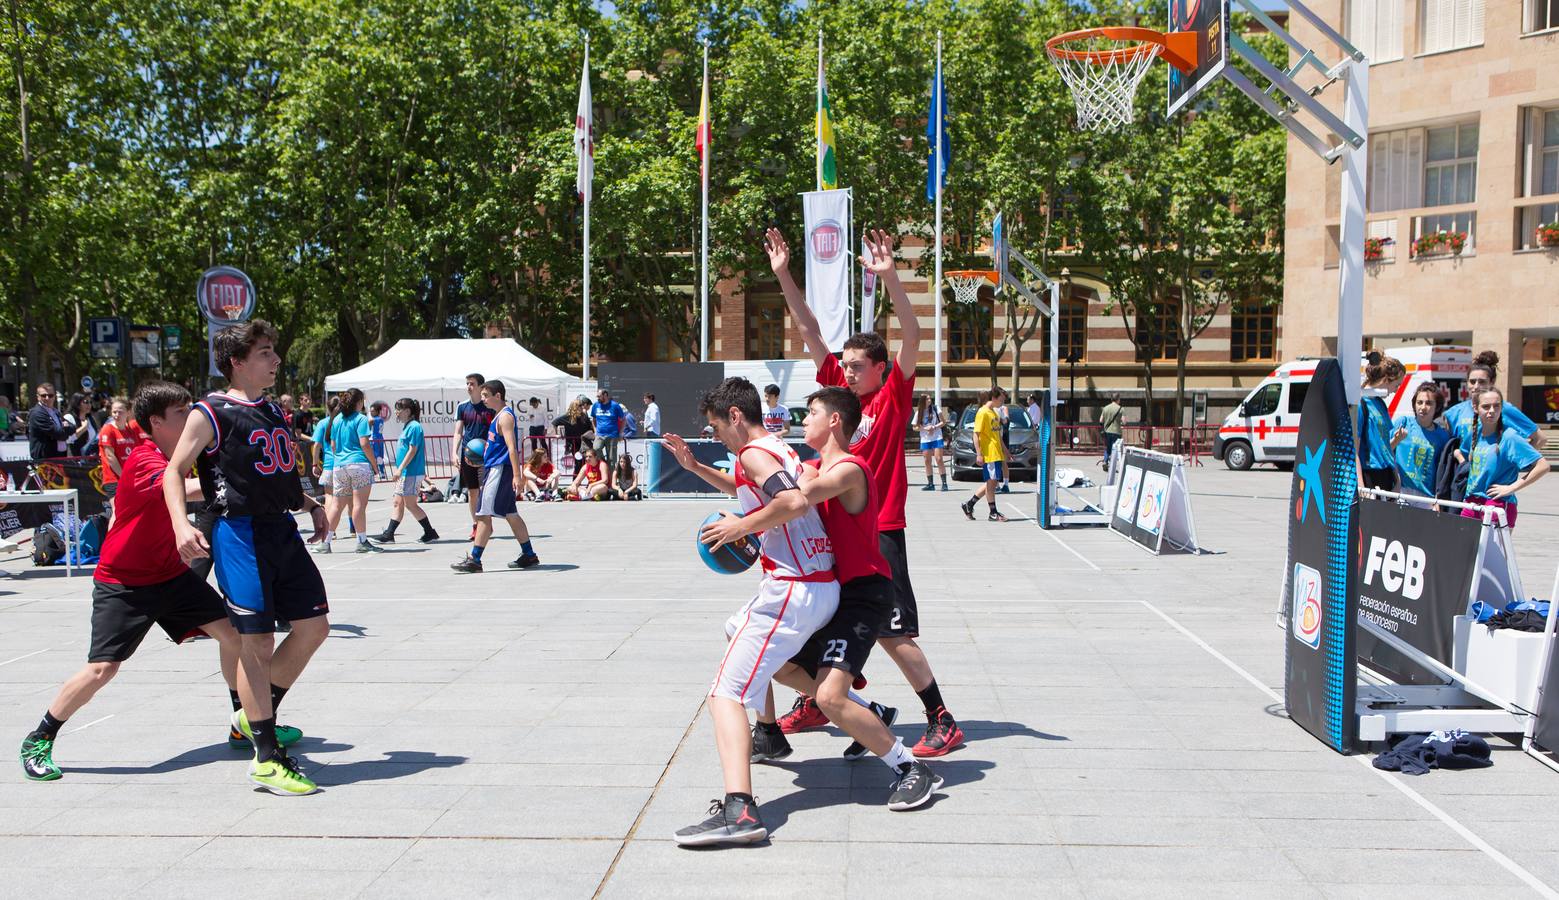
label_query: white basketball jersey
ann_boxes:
[734,434,834,580]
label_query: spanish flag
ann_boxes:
[816,35,837,190]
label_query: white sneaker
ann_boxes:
[310,542,332,554]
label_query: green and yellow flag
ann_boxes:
[816,38,837,190]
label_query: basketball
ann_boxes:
[696,511,760,575]
[464,439,486,466]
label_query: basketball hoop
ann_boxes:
[946,270,999,305]
[1046,28,1198,131]
[221,304,245,321]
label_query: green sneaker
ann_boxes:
[248,752,318,796]
[229,710,303,750]
[20,736,62,782]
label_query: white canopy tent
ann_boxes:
[323,339,581,440]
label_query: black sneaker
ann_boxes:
[508,553,540,569]
[674,796,767,847]
[887,760,943,811]
[842,703,898,760]
[988,509,1008,522]
[369,531,395,543]
[750,725,793,763]
[451,555,483,574]
[417,530,440,544]
[960,499,976,521]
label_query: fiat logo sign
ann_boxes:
[196,266,257,326]
[810,220,844,263]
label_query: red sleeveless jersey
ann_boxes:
[805,455,889,584]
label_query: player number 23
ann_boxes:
[822,639,848,663]
[248,427,296,474]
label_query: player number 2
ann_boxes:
[822,639,848,663]
[889,608,902,630]
[249,427,296,474]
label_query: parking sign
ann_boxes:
[89,317,123,360]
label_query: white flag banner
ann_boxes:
[802,189,851,352]
[860,232,877,333]
[574,46,594,202]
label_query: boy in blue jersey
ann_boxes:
[590,388,627,468]
[452,380,540,573]
[164,320,326,797]
[371,398,439,543]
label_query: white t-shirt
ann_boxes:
[642,402,661,435]
[763,403,789,434]
[1027,402,1042,427]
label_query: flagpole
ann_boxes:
[582,36,592,381]
[816,31,824,191]
[932,33,944,416]
[699,39,710,362]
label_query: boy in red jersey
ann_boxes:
[703,386,942,811]
[764,227,963,757]
[18,382,300,782]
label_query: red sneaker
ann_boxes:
[777,695,830,734]
[912,706,964,758]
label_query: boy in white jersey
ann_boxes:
[663,377,840,848]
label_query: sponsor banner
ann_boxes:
[642,439,817,495]
[1281,357,1359,753]
[1533,631,1559,756]
[802,189,851,352]
[1107,446,1198,553]
[0,458,110,535]
[198,266,257,376]
[1355,499,1479,685]
[1521,385,1559,426]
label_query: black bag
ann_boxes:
[420,484,444,504]
[31,523,64,567]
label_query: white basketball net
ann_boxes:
[947,273,995,306]
[1047,36,1161,131]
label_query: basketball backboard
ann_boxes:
[992,212,1008,287]
[1167,0,1229,116]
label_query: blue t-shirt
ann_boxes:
[458,400,494,443]
[484,407,517,469]
[1359,396,1396,471]
[1445,400,1536,448]
[370,415,385,455]
[1392,415,1450,497]
[1466,427,1544,505]
[329,412,371,466]
[591,400,625,438]
[396,420,426,478]
[311,419,333,470]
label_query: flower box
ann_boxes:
[1364,237,1393,262]
[1413,230,1467,258]
[1538,223,1559,248]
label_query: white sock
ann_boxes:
[880,738,912,771]
[847,690,870,711]
[324,531,334,542]
[357,533,369,544]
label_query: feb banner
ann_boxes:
[1282,357,1360,754]
[1355,499,1480,685]
[802,189,851,352]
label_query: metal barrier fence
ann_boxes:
[1049,424,1217,465]
[420,433,587,481]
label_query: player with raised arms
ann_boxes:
[164,320,328,797]
[765,227,964,758]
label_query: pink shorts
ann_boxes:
[1461,497,1516,528]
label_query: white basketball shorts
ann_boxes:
[710,576,839,713]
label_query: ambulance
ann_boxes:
[1213,345,1470,470]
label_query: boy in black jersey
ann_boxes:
[165,320,327,797]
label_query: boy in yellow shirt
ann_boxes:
[961,389,1008,522]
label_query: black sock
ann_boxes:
[250,716,280,760]
[755,720,783,736]
[725,791,755,805]
[916,682,946,716]
[417,515,435,534]
[229,690,243,713]
[31,711,66,741]
[383,518,400,535]
[270,684,289,714]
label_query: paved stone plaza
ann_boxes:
[2,463,1558,897]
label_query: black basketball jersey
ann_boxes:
[195,392,304,518]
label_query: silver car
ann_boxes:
[951,404,1037,481]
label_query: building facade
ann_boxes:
[1285,0,1559,410]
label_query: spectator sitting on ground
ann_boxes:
[611,453,642,501]
[564,446,610,501]
[554,399,592,460]
[523,446,559,501]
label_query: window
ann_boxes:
[1525,0,1559,33]
[1135,297,1180,363]
[1412,210,1475,254]
[1368,122,1477,212]
[1521,108,1559,197]
[1243,383,1282,417]
[1230,303,1278,362]
[1423,123,1478,207]
[1518,202,1559,251]
[1041,295,1088,362]
[747,299,785,359]
[1287,382,1310,415]
[948,298,993,363]
[1350,0,1404,63]
[1544,339,1559,361]
[1420,0,1483,53]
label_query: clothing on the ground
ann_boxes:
[395,420,426,478]
[1392,415,1450,497]
[95,442,187,586]
[817,355,913,532]
[96,420,144,487]
[1465,426,1543,506]
[1372,729,1492,776]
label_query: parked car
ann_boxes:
[951,404,1037,481]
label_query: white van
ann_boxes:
[1213,345,1470,470]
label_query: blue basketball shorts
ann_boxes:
[212,515,329,635]
[982,461,1006,482]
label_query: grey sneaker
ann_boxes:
[887,760,943,811]
[674,796,767,847]
[843,703,898,760]
[355,541,384,553]
[310,542,332,554]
